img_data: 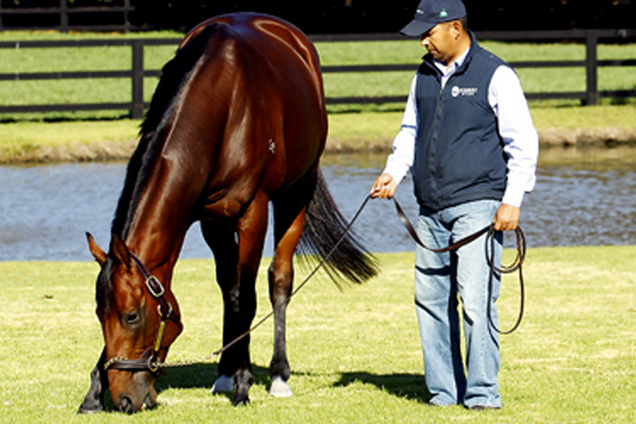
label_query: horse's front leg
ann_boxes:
[268,203,308,397]
[77,349,108,414]
[202,195,268,406]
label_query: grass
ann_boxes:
[1,246,636,423]
[2,103,635,162]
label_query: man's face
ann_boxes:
[420,22,457,64]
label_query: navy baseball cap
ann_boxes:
[401,0,467,37]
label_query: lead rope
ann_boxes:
[393,198,526,334]
[210,194,375,358]
[171,194,525,368]
[486,225,526,334]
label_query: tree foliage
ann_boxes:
[0,0,634,33]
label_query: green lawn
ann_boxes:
[1,246,635,423]
[1,103,633,162]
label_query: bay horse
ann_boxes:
[77,13,377,414]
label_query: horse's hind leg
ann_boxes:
[201,194,268,405]
[268,192,310,397]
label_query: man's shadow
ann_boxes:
[334,372,431,403]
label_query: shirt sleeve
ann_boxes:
[382,75,418,185]
[489,65,539,208]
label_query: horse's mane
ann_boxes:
[97,25,218,314]
[110,25,219,240]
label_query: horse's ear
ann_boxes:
[86,233,107,266]
[111,235,132,268]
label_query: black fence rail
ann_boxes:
[315,29,636,107]
[0,0,134,32]
[0,29,635,119]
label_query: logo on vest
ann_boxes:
[451,86,478,98]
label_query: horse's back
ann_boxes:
[182,13,321,82]
[183,13,327,195]
[185,14,324,119]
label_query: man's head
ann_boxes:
[401,0,467,37]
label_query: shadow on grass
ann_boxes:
[155,363,431,404]
[155,362,272,393]
[334,372,431,403]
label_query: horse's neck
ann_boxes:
[123,157,195,275]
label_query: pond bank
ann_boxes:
[1,106,635,163]
[325,127,636,153]
[2,128,635,164]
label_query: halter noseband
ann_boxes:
[103,252,180,375]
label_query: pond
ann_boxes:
[1,147,635,261]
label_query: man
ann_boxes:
[370,0,538,410]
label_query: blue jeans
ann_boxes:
[414,199,502,408]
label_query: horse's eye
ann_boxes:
[124,312,140,325]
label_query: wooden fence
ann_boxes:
[0,0,134,32]
[0,29,635,119]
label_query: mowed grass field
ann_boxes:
[1,247,635,423]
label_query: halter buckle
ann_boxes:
[145,275,165,298]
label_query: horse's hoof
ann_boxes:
[77,406,103,415]
[211,375,234,393]
[231,394,251,406]
[269,376,293,397]
[77,398,105,414]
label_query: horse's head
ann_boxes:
[86,233,183,413]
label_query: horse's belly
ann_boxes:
[201,196,244,220]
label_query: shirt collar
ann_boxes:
[433,44,471,76]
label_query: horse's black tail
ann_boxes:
[298,170,378,285]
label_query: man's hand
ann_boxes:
[493,204,521,231]
[370,173,397,199]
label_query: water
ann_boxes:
[1,147,636,261]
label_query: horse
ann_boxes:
[77,13,377,414]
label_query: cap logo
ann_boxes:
[439,8,449,18]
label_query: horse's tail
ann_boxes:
[298,170,378,285]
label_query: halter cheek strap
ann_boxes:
[103,252,181,374]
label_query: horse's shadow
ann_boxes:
[334,372,432,403]
[156,364,431,404]
[155,362,271,394]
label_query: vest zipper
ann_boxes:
[428,83,445,208]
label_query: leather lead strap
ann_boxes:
[393,197,526,334]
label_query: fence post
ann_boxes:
[60,0,69,32]
[124,0,131,33]
[584,30,599,106]
[131,40,145,119]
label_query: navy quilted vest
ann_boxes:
[413,33,509,211]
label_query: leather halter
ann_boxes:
[102,252,181,375]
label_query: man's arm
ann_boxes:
[489,65,539,230]
[371,76,418,199]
